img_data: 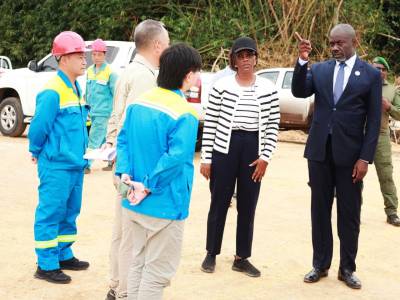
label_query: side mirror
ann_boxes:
[28,60,38,72]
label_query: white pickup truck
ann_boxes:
[0,56,12,72]
[0,41,210,140]
[256,67,314,129]
[0,41,137,137]
[0,56,12,79]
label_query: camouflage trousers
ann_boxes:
[374,133,398,216]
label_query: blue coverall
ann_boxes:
[86,63,117,168]
[28,70,89,271]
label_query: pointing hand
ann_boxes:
[295,32,312,61]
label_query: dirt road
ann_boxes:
[0,133,399,299]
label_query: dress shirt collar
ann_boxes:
[336,53,357,69]
[135,53,157,74]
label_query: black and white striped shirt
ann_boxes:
[232,84,259,131]
[201,75,280,163]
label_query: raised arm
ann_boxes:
[291,32,315,98]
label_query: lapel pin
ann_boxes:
[355,71,360,76]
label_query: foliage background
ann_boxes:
[0,0,399,74]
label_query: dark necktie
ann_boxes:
[333,62,346,104]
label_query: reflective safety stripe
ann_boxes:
[137,88,199,120]
[87,64,111,82]
[45,76,85,109]
[58,234,77,243]
[35,238,58,249]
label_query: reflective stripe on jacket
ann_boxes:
[86,63,117,117]
[28,70,89,170]
[115,87,199,220]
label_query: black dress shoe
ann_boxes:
[105,288,116,300]
[304,268,328,283]
[201,253,216,273]
[232,258,261,277]
[338,268,362,289]
[34,267,71,284]
[387,214,400,226]
[60,257,89,271]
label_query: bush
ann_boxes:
[0,0,398,74]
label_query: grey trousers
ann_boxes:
[109,172,133,299]
[109,191,123,290]
[122,209,184,300]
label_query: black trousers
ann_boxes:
[308,136,362,272]
[206,130,261,259]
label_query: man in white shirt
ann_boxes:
[104,19,170,300]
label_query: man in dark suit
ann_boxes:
[291,24,382,289]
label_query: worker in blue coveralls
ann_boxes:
[85,38,118,173]
[115,43,202,299]
[28,31,90,284]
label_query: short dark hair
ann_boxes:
[157,43,202,90]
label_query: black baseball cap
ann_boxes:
[231,37,257,54]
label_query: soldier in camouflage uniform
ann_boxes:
[372,56,400,226]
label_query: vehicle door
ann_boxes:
[258,70,311,127]
[278,70,311,124]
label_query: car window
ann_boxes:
[41,56,58,72]
[282,71,293,89]
[39,46,119,72]
[86,46,119,66]
[258,71,279,85]
[0,59,10,69]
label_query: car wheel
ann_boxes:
[0,96,27,137]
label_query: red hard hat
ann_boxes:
[52,31,87,56]
[91,39,107,52]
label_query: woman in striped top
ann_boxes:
[200,37,280,277]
